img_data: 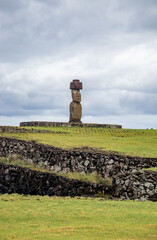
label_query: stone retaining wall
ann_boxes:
[0,160,156,201]
[0,137,157,178]
[0,137,157,200]
[113,171,157,201]
[0,126,51,133]
[20,121,122,128]
[0,162,111,197]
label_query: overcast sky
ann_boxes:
[0,0,157,128]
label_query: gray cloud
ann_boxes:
[0,0,157,128]
[1,0,156,61]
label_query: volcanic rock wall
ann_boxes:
[0,162,111,196]
[0,137,157,200]
[0,160,156,201]
[113,171,157,201]
[0,137,157,178]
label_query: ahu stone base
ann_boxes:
[20,121,122,128]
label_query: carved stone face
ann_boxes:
[72,90,81,103]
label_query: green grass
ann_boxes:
[142,167,157,172]
[0,194,156,240]
[0,127,157,157]
[0,157,111,185]
[0,127,157,239]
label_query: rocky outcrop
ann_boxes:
[0,162,111,197]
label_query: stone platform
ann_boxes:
[20,121,122,128]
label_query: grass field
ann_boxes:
[0,126,157,239]
[0,127,157,157]
[0,194,157,240]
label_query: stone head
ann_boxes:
[72,90,81,103]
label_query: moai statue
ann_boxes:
[69,79,83,123]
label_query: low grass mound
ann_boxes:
[0,126,157,157]
[0,194,157,240]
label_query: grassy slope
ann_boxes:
[0,127,157,157]
[0,127,157,240]
[0,194,157,240]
